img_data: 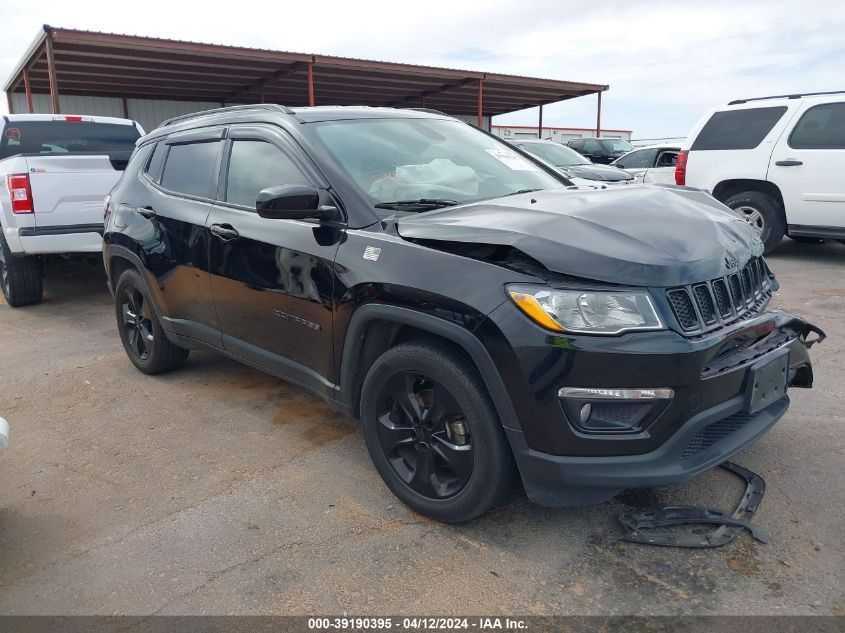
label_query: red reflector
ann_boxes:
[675,150,689,186]
[64,115,83,122]
[7,173,34,214]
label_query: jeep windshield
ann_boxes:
[310,118,566,213]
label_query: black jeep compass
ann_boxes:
[103,105,823,523]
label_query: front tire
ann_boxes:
[0,230,43,307]
[361,341,514,523]
[723,191,785,254]
[115,268,188,374]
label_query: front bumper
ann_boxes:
[480,305,820,507]
[0,417,9,457]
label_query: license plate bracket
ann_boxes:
[745,348,789,414]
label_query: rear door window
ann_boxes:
[160,141,222,199]
[691,106,788,150]
[0,120,140,159]
[788,103,845,149]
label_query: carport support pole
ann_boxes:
[307,62,315,107]
[45,31,60,114]
[23,69,34,113]
[477,78,484,128]
[538,104,543,139]
[595,90,602,138]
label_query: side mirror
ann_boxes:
[256,184,321,220]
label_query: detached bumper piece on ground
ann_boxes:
[618,461,768,548]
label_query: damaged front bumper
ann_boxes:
[484,307,824,507]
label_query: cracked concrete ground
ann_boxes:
[0,240,842,615]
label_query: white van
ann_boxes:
[678,92,845,252]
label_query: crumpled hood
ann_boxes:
[397,185,764,287]
[558,163,633,182]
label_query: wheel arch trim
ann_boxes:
[104,244,168,327]
[339,304,522,431]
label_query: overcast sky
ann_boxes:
[2,0,843,138]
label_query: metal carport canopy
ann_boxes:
[4,26,608,128]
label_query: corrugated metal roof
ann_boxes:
[5,25,608,117]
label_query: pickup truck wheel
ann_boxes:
[361,342,514,523]
[723,191,785,253]
[115,269,188,374]
[0,231,43,307]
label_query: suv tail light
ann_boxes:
[7,173,34,214]
[675,150,689,185]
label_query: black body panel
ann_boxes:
[102,105,821,508]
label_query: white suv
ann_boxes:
[677,92,845,252]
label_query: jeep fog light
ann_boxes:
[559,388,674,434]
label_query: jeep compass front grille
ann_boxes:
[666,257,771,334]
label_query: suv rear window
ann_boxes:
[691,106,788,151]
[160,141,221,199]
[0,120,140,160]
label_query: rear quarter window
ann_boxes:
[691,106,788,150]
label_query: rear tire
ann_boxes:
[723,191,785,254]
[115,268,188,374]
[361,341,514,523]
[0,230,43,307]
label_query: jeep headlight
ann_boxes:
[507,285,664,335]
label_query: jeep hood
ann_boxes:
[396,185,764,287]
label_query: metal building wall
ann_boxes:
[9,94,223,133]
[448,113,491,131]
[10,94,493,134]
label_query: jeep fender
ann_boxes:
[339,303,521,431]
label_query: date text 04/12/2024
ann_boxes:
[307,617,528,630]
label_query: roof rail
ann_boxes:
[728,90,845,105]
[161,104,296,127]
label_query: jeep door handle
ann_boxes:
[209,224,240,241]
[774,160,803,166]
[137,206,156,219]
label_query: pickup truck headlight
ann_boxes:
[507,285,664,335]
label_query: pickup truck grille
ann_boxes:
[666,257,771,334]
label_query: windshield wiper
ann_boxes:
[502,188,543,197]
[374,198,460,210]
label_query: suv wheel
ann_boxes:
[361,342,514,523]
[0,230,43,307]
[115,268,189,374]
[723,191,785,253]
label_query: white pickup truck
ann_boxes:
[0,114,143,306]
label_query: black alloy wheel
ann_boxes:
[121,285,155,361]
[114,268,188,374]
[376,371,474,499]
[361,342,514,523]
